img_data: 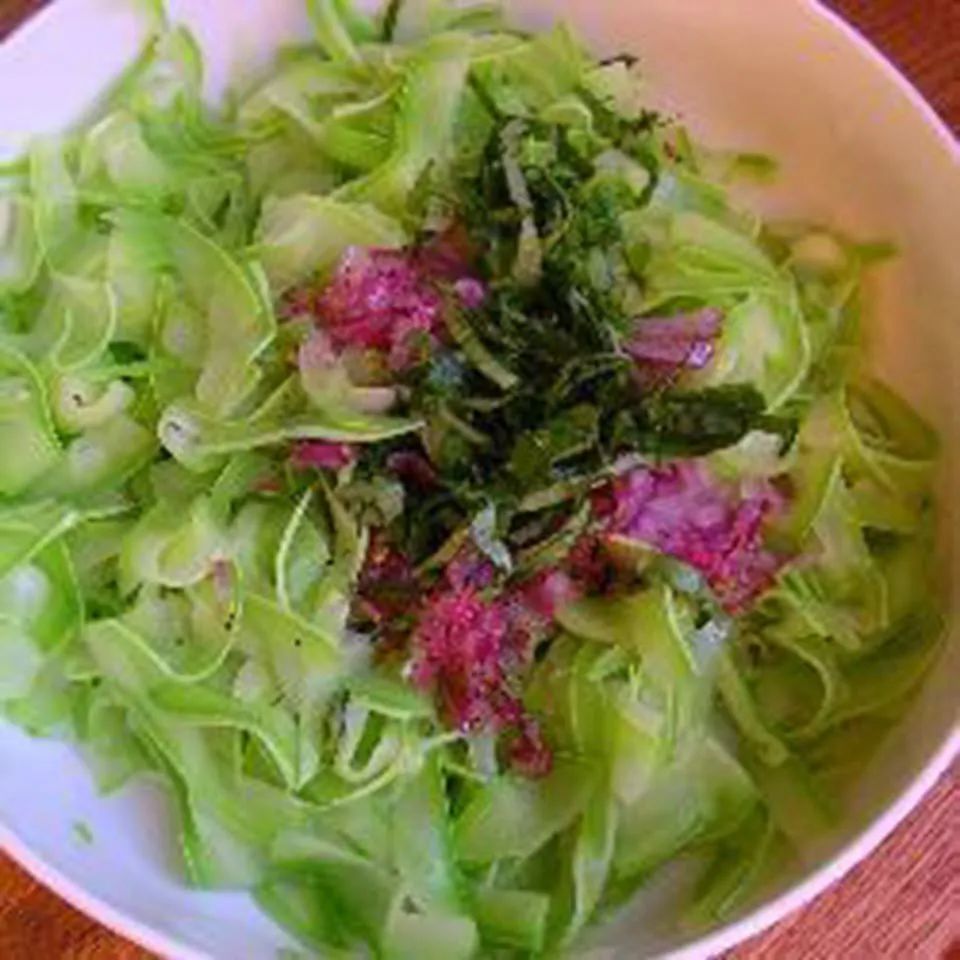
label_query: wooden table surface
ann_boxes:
[0,0,957,958]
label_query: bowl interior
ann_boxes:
[0,1,956,958]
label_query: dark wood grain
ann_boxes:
[0,1,957,958]
[0,0,46,38]
[727,764,959,960]
[827,0,959,133]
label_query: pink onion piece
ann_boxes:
[318,247,444,371]
[387,450,439,490]
[626,307,723,386]
[409,585,511,732]
[507,717,554,778]
[520,568,581,620]
[445,546,496,592]
[290,441,356,471]
[454,276,486,310]
[601,460,787,612]
[408,558,555,778]
[288,232,487,373]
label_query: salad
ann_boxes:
[0,0,943,957]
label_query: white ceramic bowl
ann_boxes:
[0,2,957,958]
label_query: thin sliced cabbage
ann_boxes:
[558,585,701,726]
[0,4,941,957]
[111,210,275,415]
[473,888,550,953]
[339,32,472,215]
[159,381,420,472]
[613,738,758,880]
[30,139,80,266]
[699,292,810,410]
[473,23,587,114]
[0,345,62,496]
[256,194,407,292]
[35,414,157,502]
[384,900,478,960]
[454,759,597,863]
[0,501,82,578]
[391,752,464,912]
[0,195,40,293]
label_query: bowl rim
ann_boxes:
[0,2,957,959]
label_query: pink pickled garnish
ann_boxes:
[387,450,439,490]
[495,568,580,672]
[317,247,444,371]
[409,584,510,732]
[286,227,486,372]
[445,545,496,592]
[298,326,339,374]
[626,308,723,387]
[521,568,581,620]
[356,530,418,625]
[508,717,554,779]
[600,460,786,612]
[409,558,554,777]
[566,533,618,594]
[454,276,486,310]
[497,593,544,670]
[290,440,356,471]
